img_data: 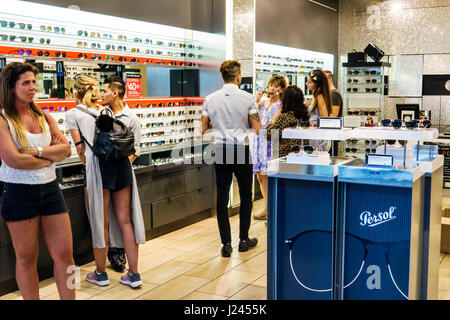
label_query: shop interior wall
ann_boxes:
[338,0,450,133]
[23,0,225,34]
[255,0,339,81]
[24,0,226,98]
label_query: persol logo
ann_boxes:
[360,207,397,227]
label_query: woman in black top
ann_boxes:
[267,85,309,158]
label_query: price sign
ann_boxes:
[126,74,142,98]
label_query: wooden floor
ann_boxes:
[1,197,450,300]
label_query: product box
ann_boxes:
[441,217,450,253]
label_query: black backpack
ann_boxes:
[75,106,135,162]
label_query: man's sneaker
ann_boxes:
[238,238,258,252]
[86,270,110,287]
[221,243,233,257]
[120,272,143,288]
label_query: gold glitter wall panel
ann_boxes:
[423,54,450,75]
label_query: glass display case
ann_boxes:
[341,61,391,158]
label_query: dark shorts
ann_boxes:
[1,180,68,222]
[98,157,133,192]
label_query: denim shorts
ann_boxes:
[98,157,133,192]
[1,180,68,222]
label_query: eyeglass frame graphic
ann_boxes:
[285,229,409,299]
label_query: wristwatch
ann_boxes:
[37,146,43,157]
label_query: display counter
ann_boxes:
[266,156,353,300]
[267,125,443,300]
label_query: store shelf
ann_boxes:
[343,62,392,68]
[282,128,353,141]
[351,127,438,142]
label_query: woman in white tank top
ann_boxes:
[0,62,74,300]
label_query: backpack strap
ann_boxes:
[74,106,97,150]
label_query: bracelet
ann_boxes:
[74,140,83,146]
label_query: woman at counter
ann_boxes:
[0,62,74,300]
[65,74,145,289]
[267,85,309,158]
[252,75,288,220]
[305,69,332,151]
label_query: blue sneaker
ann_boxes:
[120,272,143,288]
[86,270,110,287]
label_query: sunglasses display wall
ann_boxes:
[34,97,208,163]
[342,63,390,150]
[254,42,334,79]
[0,8,225,69]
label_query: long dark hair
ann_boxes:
[0,62,47,148]
[280,85,309,121]
[309,69,332,115]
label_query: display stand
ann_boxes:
[267,128,353,300]
[335,127,441,300]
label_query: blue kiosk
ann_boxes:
[267,126,442,300]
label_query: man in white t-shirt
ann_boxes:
[201,60,262,257]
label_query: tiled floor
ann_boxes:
[1,198,450,300]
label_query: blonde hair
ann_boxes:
[0,62,47,149]
[73,74,100,110]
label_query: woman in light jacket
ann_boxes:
[65,74,145,289]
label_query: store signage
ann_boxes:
[365,154,394,168]
[318,117,342,129]
[360,206,397,227]
[126,74,142,98]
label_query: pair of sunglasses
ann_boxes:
[364,70,378,75]
[347,88,359,92]
[381,119,402,129]
[37,50,50,57]
[347,79,359,83]
[366,79,378,83]
[345,148,358,153]
[40,38,51,44]
[404,120,420,129]
[291,145,314,154]
[365,88,378,93]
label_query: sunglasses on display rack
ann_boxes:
[349,70,360,75]
[364,70,379,75]
[78,53,88,59]
[345,148,358,153]
[366,79,378,84]
[40,25,54,32]
[422,120,431,128]
[365,148,376,153]
[365,88,378,93]
[53,26,66,33]
[361,110,377,116]
[291,145,314,154]
[40,38,51,44]
[55,51,66,58]
[347,79,359,83]
[405,120,419,130]
[347,139,358,144]
[37,50,50,57]
[347,88,359,92]
[18,36,34,43]
[347,110,360,116]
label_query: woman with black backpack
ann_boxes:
[65,74,145,289]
